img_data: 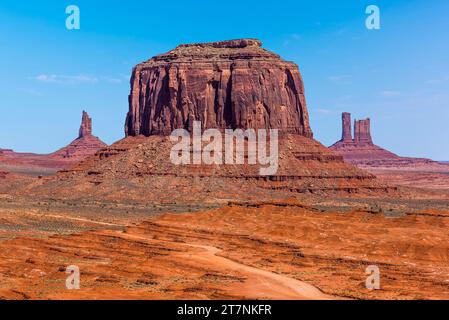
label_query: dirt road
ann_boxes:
[183,244,336,300]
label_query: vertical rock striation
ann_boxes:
[341,112,353,142]
[354,118,373,145]
[79,111,93,138]
[125,39,313,137]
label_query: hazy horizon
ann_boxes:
[1,0,448,160]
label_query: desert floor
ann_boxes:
[0,195,448,300]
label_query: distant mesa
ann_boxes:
[125,38,313,138]
[330,112,437,168]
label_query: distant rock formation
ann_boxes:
[330,112,437,168]
[341,112,353,143]
[79,111,92,138]
[0,111,107,176]
[51,111,107,161]
[354,118,373,145]
[125,39,313,137]
[334,113,374,147]
[14,41,396,200]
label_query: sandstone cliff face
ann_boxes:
[21,41,392,201]
[354,118,373,145]
[125,39,313,137]
[341,112,352,142]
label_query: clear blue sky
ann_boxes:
[0,0,448,159]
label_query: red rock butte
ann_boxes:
[16,41,397,202]
[79,111,93,138]
[51,110,107,162]
[0,111,107,175]
[330,112,437,167]
[125,39,313,137]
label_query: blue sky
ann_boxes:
[0,0,448,159]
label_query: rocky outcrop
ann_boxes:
[79,111,92,138]
[51,111,107,161]
[0,111,107,175]
[17,42,395,200]
[125,39,313,137]
[335,114,373,147]
[341,112,352,142]
[354,118,373,145]
[330,112,438,168]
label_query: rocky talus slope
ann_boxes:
[19,134,393,204]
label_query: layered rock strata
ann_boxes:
[21,134,394,204]
[79,111,93,138]
[125,39,313,137]
[18,41,393,201]
[341,112,352,143]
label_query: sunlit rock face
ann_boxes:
[125,39,313,137]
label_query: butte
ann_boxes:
[330,112,449,190]
[21,39,393,204]
[0,111,107,176]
